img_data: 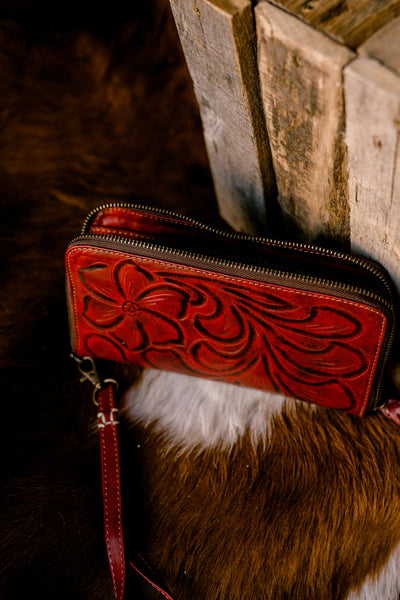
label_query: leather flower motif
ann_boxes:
[75,254,375,411]
[79,259,190,358]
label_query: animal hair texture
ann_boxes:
[2,1,400,599]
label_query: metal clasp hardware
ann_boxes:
[97,408,120,428]
[72,354,102,386]
[70,353,119,404]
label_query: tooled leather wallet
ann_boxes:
[66,202,397,418]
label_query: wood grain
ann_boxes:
[357,15,400,74]
[169,0,278,235]
[344,56,400,289]
[271,0,400,49]
[256,1,354,244]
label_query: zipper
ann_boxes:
[69,202,397,412]
[76,202,395,308]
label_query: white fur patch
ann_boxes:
[122,369,293,452]
[346,541,400,600]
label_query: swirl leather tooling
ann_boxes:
[66,248,388,415]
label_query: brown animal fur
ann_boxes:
[2,2,400,599]
[0,2,215,598]
[123,403,400,599]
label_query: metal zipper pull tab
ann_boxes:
[380,398,400,426]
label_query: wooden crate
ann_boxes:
[169,0,400,289]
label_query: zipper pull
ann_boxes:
[70,353,118,404]
[380,398,400,426]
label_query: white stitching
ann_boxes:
[98,388,125,599]
[68,246,388,416]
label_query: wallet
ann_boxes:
[66,203,397,417]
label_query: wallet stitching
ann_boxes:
[66,252,82,351]
[93,207,192,229]
[91,227,154,239]
[66,246,387,416]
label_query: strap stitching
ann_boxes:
[99,386,125,599]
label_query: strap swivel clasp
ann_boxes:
[70,353,118,405]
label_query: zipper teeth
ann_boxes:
[76,202,397,409]
[80,202,395,301]
[373,327,396,410]
[70,230,393,310]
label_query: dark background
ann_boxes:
[0,1,218,596]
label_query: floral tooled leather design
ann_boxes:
[67,248,388,415]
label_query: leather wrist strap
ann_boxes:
[72,354,174,599]
[97,384,126,600]
[96,383,175,600]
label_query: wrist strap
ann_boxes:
[96,383,176,600]
[97,385,126,600]
[72,354,175,599]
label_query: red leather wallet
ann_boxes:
[66,203,398,600]
[66,203,397,418]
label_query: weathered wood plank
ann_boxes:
[255,1,354,244]
[344,55,400,289]
[271,0,400,49]
[357,15,400,74]
[168,0,278,235]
